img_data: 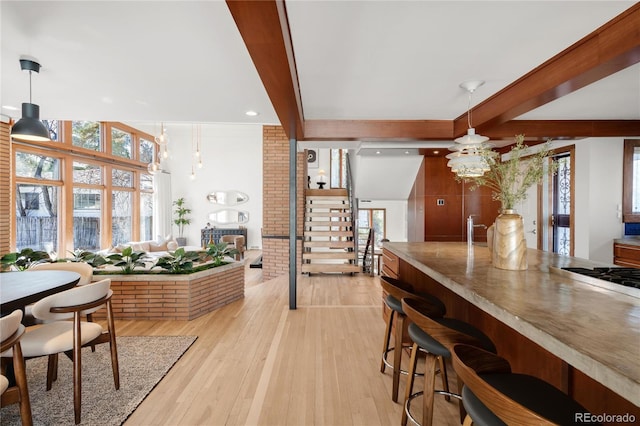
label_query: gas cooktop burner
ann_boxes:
[561,267,640,289]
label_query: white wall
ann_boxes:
[571,137,624,262]
[358,199,408,242]
[163,123,264,249]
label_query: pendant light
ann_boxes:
[447,80,490,177]
[11,58,50,142]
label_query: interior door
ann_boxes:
[518,181,539,249]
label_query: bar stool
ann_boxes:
[379,277,446,402]
[451,344,600,426]
[401,297,497,426]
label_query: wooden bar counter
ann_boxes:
[382,242,640,416]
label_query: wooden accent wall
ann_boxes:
[0,122,11,254]
[422,156,500,241]
[407,158,425,242]
[262,126,305,280]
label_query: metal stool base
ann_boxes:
[405,390,462,426]
[382,346,425,377]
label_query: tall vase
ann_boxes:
[492,209,527,270]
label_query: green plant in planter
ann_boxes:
[173,197,192,244]
[155,248,201,273]
[65,249,110,268]
[106,246,148,274]
[205,242,238,266]
[1,248,51,271]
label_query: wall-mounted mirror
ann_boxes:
[208,209,249,225]
[206,190,249,206]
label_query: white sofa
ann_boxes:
[99,237,202,260]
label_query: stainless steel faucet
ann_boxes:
[467,215,487,246]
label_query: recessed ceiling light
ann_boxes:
[405,151,410,155]
[433,150,439,154]
[2,105,18,111]
[245,110,259,117]
[376,150,381,154]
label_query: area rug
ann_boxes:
[1,335,197,426]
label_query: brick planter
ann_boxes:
[93,262,244,320]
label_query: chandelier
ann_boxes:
[447,80,491,177]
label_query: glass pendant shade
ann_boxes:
[11,103,50,141]
[147,161,161,174]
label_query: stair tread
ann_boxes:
[303,252,359,260]
[301,264,361,273]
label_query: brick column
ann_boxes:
[262,126,305,280]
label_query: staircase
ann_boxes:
[302,188,360,274]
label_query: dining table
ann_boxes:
[0,270,81,317]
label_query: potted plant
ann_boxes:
[205,242,238,267]
[1,248,51,271]
[154,247,201,273]
[106,246,148,274]
[462,134,557,270]
[173,197,192,246]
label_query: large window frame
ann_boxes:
[11,121,156,254]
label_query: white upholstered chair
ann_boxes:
[0,310,33,426]
[3,278,119,424]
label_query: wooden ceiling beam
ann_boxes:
[480,120,640,140]
[455,3,640,137]
[226,0,304,140]
[302,120,452,141]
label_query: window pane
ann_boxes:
[73,161,102,185]
[140,173,153,191]
[140,192,154,241]
[331,149,340,188]
[15,184,59,252]
[140,138,155,164]
[112,127,132,159]
[16,152,60,180]
[42,120,60,141]
[112,191,132,245]
[72,121,101,151]
[372,209,385,246]
[73,188,101,250]
[112,168,133,188]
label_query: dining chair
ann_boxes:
[29,262,97,346]
[3,278,120,424]
[30,261,93,285]
[0,310,33,426]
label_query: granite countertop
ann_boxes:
[383,242,640,406]
[614,237,640,247]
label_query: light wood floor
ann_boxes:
[120,250,461,426]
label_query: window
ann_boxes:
[112,191,132,245]
[73,161,102,185]
[358,208,386,247]
[11,121,155,253]
[16,152,60,179]
[72,121,101,151]
[330,149,348,188]
[140,138,155,164]
[111,127,132,159]
[42,120,60,141]
[15,184,59,252]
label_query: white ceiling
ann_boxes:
[2,1,638,134]
[3,1,637,202]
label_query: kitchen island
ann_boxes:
[382,242,639,416]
